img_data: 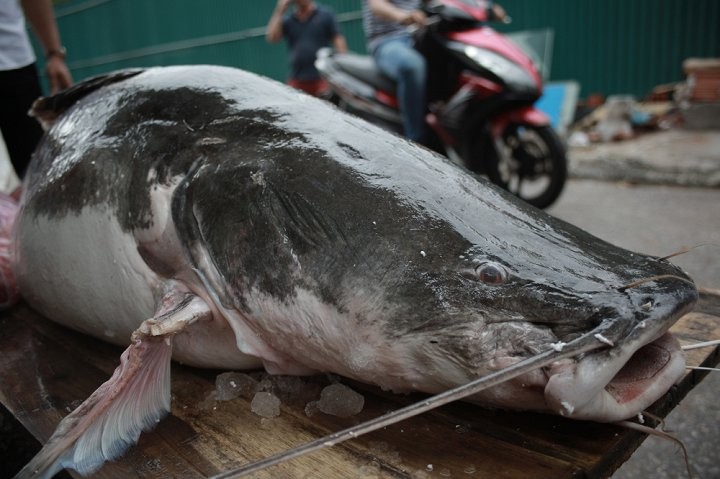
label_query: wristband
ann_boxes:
[46,46,67,60]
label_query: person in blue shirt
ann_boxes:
[266,0,347,97]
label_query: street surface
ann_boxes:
[550,179,720,289]
[549,178,720,479]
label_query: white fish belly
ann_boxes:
[13,205,158,344]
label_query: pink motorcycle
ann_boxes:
[317,0,566,208]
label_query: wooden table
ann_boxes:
[1,290,718,479]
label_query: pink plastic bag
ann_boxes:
[0,192,20,308]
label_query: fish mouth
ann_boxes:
[545,332,685,422]
[543,288,696,422]
[603,332,682,406]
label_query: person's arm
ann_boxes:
[488,3,507,22]
[326,11,347,53]
[332,33,347,53]
[367,0,426,26]
[20,0,72,94]
[266,0,291,43]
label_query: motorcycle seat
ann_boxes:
[332,53,397,95]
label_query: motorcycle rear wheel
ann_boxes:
[479,124,567,209]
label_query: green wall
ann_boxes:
[37,0,720,98]
[42,0,366,85]
[494,0,720,98]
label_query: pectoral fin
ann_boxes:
[16,294,212,479]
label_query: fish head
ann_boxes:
[384,198,698,423]
[233,156,698,423]
[201,131,696,423]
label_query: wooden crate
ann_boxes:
[683,58,720,102]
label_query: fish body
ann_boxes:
[9,66,696,477]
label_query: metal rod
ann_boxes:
[210,336,604,479]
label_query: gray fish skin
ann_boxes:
[14,66,696,426]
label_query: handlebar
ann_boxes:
[421,1,511,26]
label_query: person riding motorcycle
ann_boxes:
[320,0,566,209]
[362,0,507,144]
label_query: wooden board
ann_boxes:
[1,289,718,479]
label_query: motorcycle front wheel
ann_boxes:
[477,124,567,209]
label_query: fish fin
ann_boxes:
[15,294,212,479]
[29,69,144,129]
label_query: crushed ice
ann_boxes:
[213,372,364,420]
[215,372,257,401]
[317,383,365,418]
[304,401,319,417]
[251,391,281,418]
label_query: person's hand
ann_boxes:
[46,56,72,94]
[400,10,426,26]
[491,4,508,22]
[276,0,292,13]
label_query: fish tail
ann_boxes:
[14,335,172,479]
[15,293,212,478]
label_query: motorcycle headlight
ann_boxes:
[462,45,538,94]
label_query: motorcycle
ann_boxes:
[316,0,567,209]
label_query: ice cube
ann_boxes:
[317,383,364,417]
[250,391,281,418]
[304,400,319,418]
[255,377,274,393]
[215,372,257,401]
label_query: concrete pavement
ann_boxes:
[568,128,720,188]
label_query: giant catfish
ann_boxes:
[3,66,697,478]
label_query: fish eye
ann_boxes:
[475,262,509,285]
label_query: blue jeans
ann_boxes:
[373,35,426,142]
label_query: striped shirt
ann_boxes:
[362,0,421,52]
